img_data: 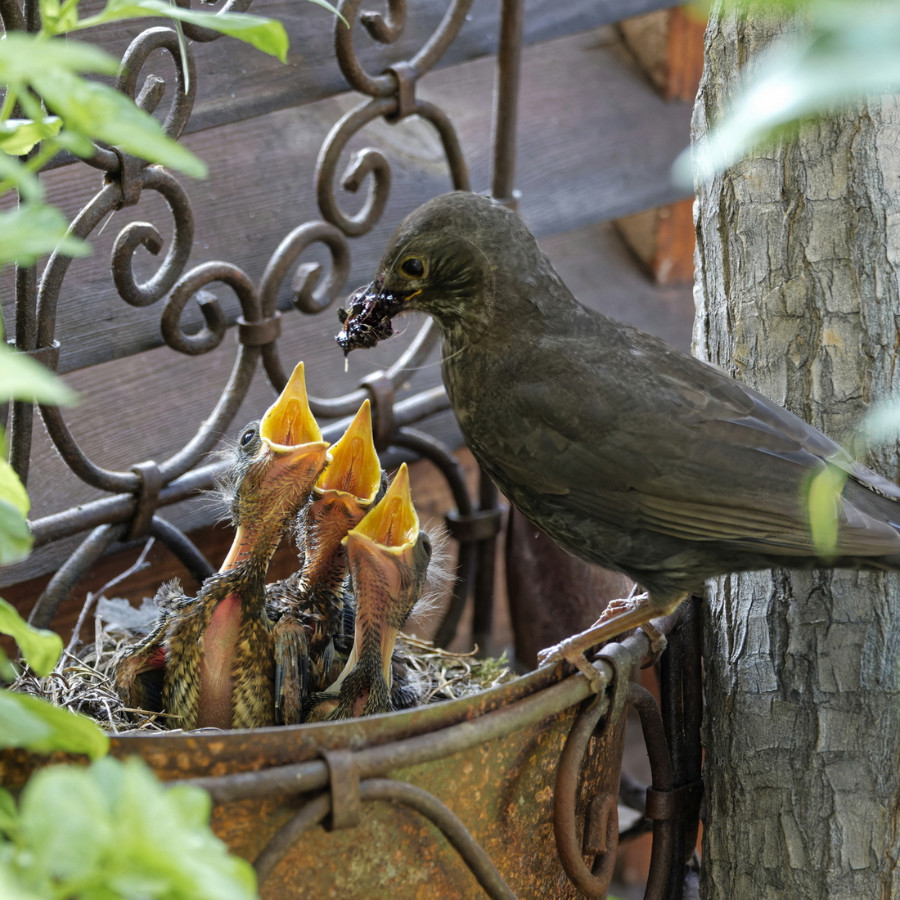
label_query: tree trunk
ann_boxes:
[693,4,900,898]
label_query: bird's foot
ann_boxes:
[538,637,604,691]
[640,619,668,665]
[537,592,656,689]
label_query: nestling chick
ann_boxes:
[267,399,385,723]
[112,362,328,729]
[309,463,431,720]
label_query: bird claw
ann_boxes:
[537,639,603,693]
[536,592,658,691]
[640,620,668,666]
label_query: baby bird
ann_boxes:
[308,463,432,721]
[267,399,385,723]
[112,363,328,729]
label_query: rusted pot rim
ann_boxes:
[131,655,608,791]
[1,632,657,794]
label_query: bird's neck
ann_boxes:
[203,522,273,631]
[297,497,363,592]
[191,564,268,730]
[220,519,282,580]
[196,589,242,729]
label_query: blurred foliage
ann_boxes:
[0,0,306,263]
[805,464,847,557]
[0,757,258,900]
[679,0,900,184]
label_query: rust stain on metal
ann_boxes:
[0,618,705,898]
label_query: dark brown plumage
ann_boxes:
[112,362,328,729]
[309,463,431,720]
[337,191,900,670]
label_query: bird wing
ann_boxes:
[488,323,900,559]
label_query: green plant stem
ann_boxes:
[54,0,83,33]
[0,90,18,125]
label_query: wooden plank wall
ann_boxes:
[2,0,693,592]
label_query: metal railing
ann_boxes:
[5,0,508,642]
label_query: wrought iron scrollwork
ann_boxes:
[317,0,473,236]
[110,169,196,307]
[116,27,196,141]
[258,221,352,390]
[13,0,490,645]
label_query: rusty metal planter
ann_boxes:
[1,619,702,899]
[197,661,622,899]
[3,664,618,899]
[0,651,591,897]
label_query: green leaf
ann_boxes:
[0,499,32,566]
[0,865,44,900]
[39,0,86,34]
[51,126,98,160]
[77,0,291,63]
[38,758,261,900]
[0,690,109,757]
[32,70,208,177]
[0,203,90,266]
[306,0,348,27]
[0,787,18,833]
[17,763,111,884]
[0,341,79,405]
[0,33,118,83]
[0,154,44,203]
[806,463,847,557]
[0,646,17,682]
[0,117,62,155]
[0,459,29,518]
[0,437,32,568]
[0,599,62,676]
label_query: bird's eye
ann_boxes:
[240,426,258,448]
[399,257,426,279]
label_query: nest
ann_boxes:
[11,593,517,735]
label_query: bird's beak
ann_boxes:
[315,399,382,507]
[343,463,428,685]
[260,361,327,458]
[221,363,329,571]
[294,400,385,585]
[344,462,419,554]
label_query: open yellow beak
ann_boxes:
[344,463,418,552]
[315,399,382,505]
[220,363,330,573]
[260,361,326,454]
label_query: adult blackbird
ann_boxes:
[336,191,900,672]
[309,463,431,719]
[113,362,328,728]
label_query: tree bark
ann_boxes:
[693,4,900,898]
